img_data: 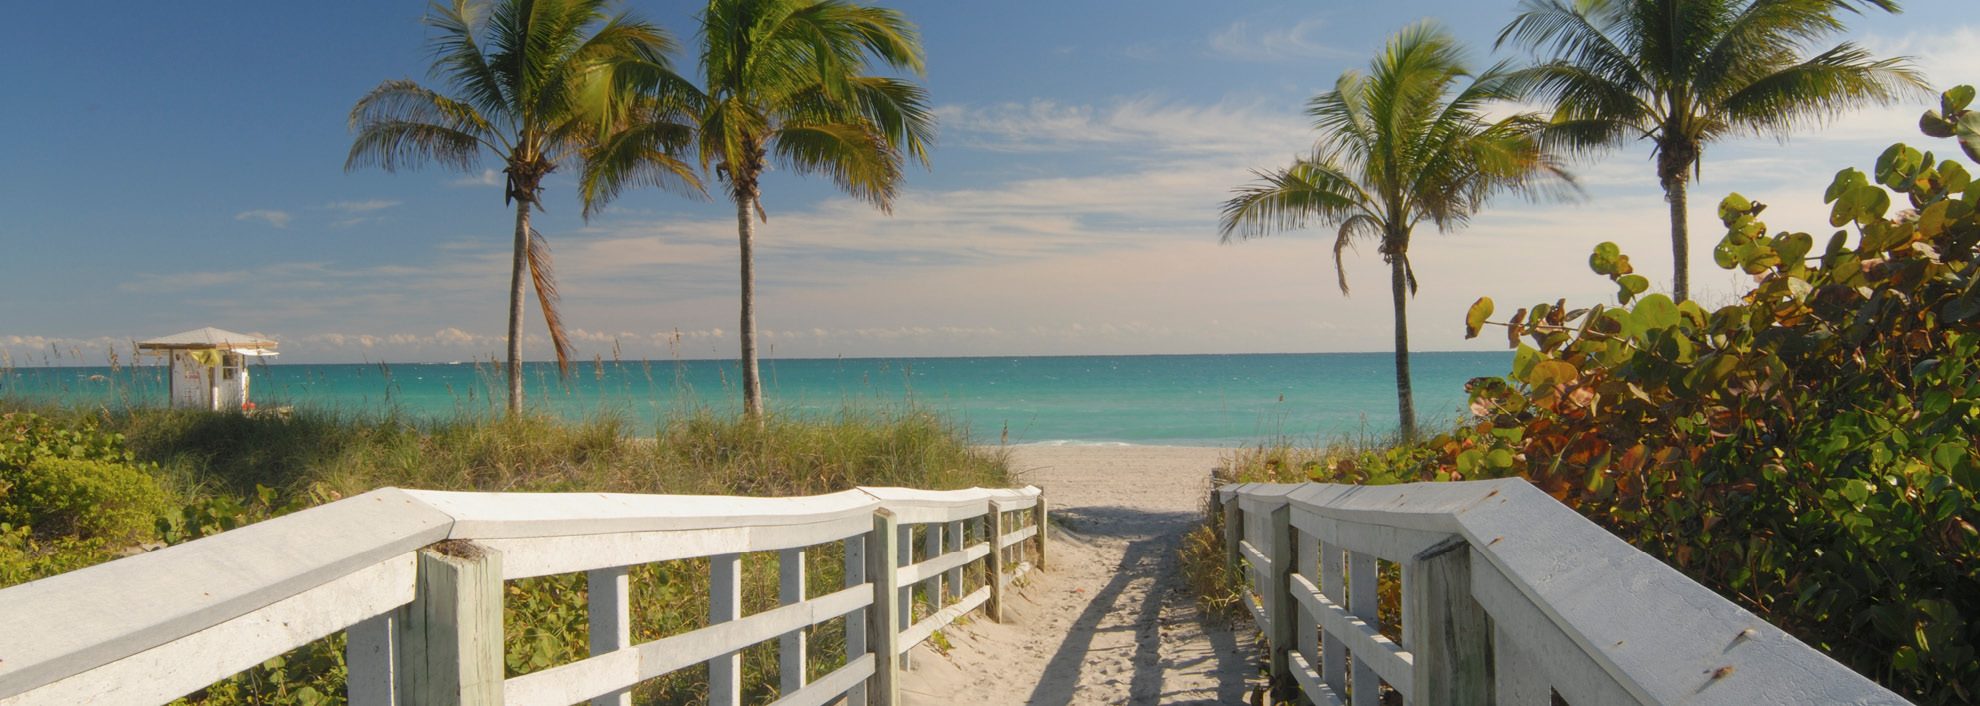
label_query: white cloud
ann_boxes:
[452,169,503,187]
[940,97,1310,157]
[326,199,402,213]
[1208,18,1352,62]
[234,209,291,228]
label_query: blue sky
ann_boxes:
[3,1,1976,364]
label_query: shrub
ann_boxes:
[1444,87,1980,703]
[5,457,170,543]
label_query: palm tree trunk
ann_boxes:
[735,188,764,418]
[506,198,529,415]
[1389,256,1417,440]
[1666,179,1690,303]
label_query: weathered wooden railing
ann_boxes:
[1220,479,1910,705]
[0,485,1047,706]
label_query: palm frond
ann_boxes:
[771,122,902,210]
[580,114,707,218]
[1718,43,1928,135]
[1218,159,1369,243]
[1332,213,1384,294]
[527,227,576,378]
[346,117,487,173]
[425,0,513,120]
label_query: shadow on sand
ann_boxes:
[1023,505,1255,705]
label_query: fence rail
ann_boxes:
[1219,479,1909,706]
[0,485,1047,706]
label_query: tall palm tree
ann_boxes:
[1220,22,1572,440]
[694,0,936,418]
[347,0,676,414]
[1499,0,1925,302]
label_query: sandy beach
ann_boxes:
[896,445,1261,705]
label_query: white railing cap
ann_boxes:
[408,487,882,540]
[0,487,452,698]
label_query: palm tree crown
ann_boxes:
[1499,0,1926,301]
[1221,21,1573,439]
[347,0,677,413]
[693,0,937,417]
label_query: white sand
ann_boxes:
[896,445,1263,705]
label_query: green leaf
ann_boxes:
[1617,274,1650,303]
[1922,110,1958,139]
[1633,294,1679,331]
[1942,85,1974,114]
[1465,297,1494,339]
[1530,360,1578,387]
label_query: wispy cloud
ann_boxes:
[451,169,502,187]
[940,97,1310,157]
[234,209,292,228]
[1208,18,1353,62]
[326,199,402,213]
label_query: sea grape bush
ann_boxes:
[1447,87,1980,703]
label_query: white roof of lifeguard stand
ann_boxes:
[136,327,279,352]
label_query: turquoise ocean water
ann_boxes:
[0,352,1509,446]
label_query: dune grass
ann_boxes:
[0,400,1009,705]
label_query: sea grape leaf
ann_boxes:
[1465,297,1494,339]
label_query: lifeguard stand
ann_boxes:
[136,327,279,411]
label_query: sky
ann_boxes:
[2,1,1977,364]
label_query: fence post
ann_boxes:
[401,542,504,706]
[987,501,1006,622]
[1033,492,1049,570]
[1222,490,1242,574]
[867,509,902,706]
[587,566,633,706]
[1405,538,1493,705]
[1265,501,1295,701]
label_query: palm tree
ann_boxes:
[693,0,936,418]
[1499,0,1925,302]
[1220,22,1572,440]
[347,0,676,414]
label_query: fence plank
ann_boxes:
[946,520,965,607]
[987,503,1006,622]
[1405,539,1490,705]
[1320,540,1347,695]
[1033,494,1049,570]
[867,510,902,706]
[586,567,632,706]
[1494,623,1553,705]
[502,586,870,706]
[1296,529,1320,698]
[1265,503,1295,701]
[1348,550,1380,706]
[779,549,808,697]
[924,522,946,607]
[709,553,742,706]
[844,531,870,706]
[347,609,400,706]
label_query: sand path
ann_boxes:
[897,446,1261,705]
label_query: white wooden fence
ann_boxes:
[1220,479,1911,706]
[0,485,1047,706]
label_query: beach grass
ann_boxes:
[0,400,1009,705]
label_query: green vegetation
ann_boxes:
[1219,21,1573,440]
[1500,0,1925,302]
[346,0,694,414]
[1193,89,1980,703]
[0,402,1008,705]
